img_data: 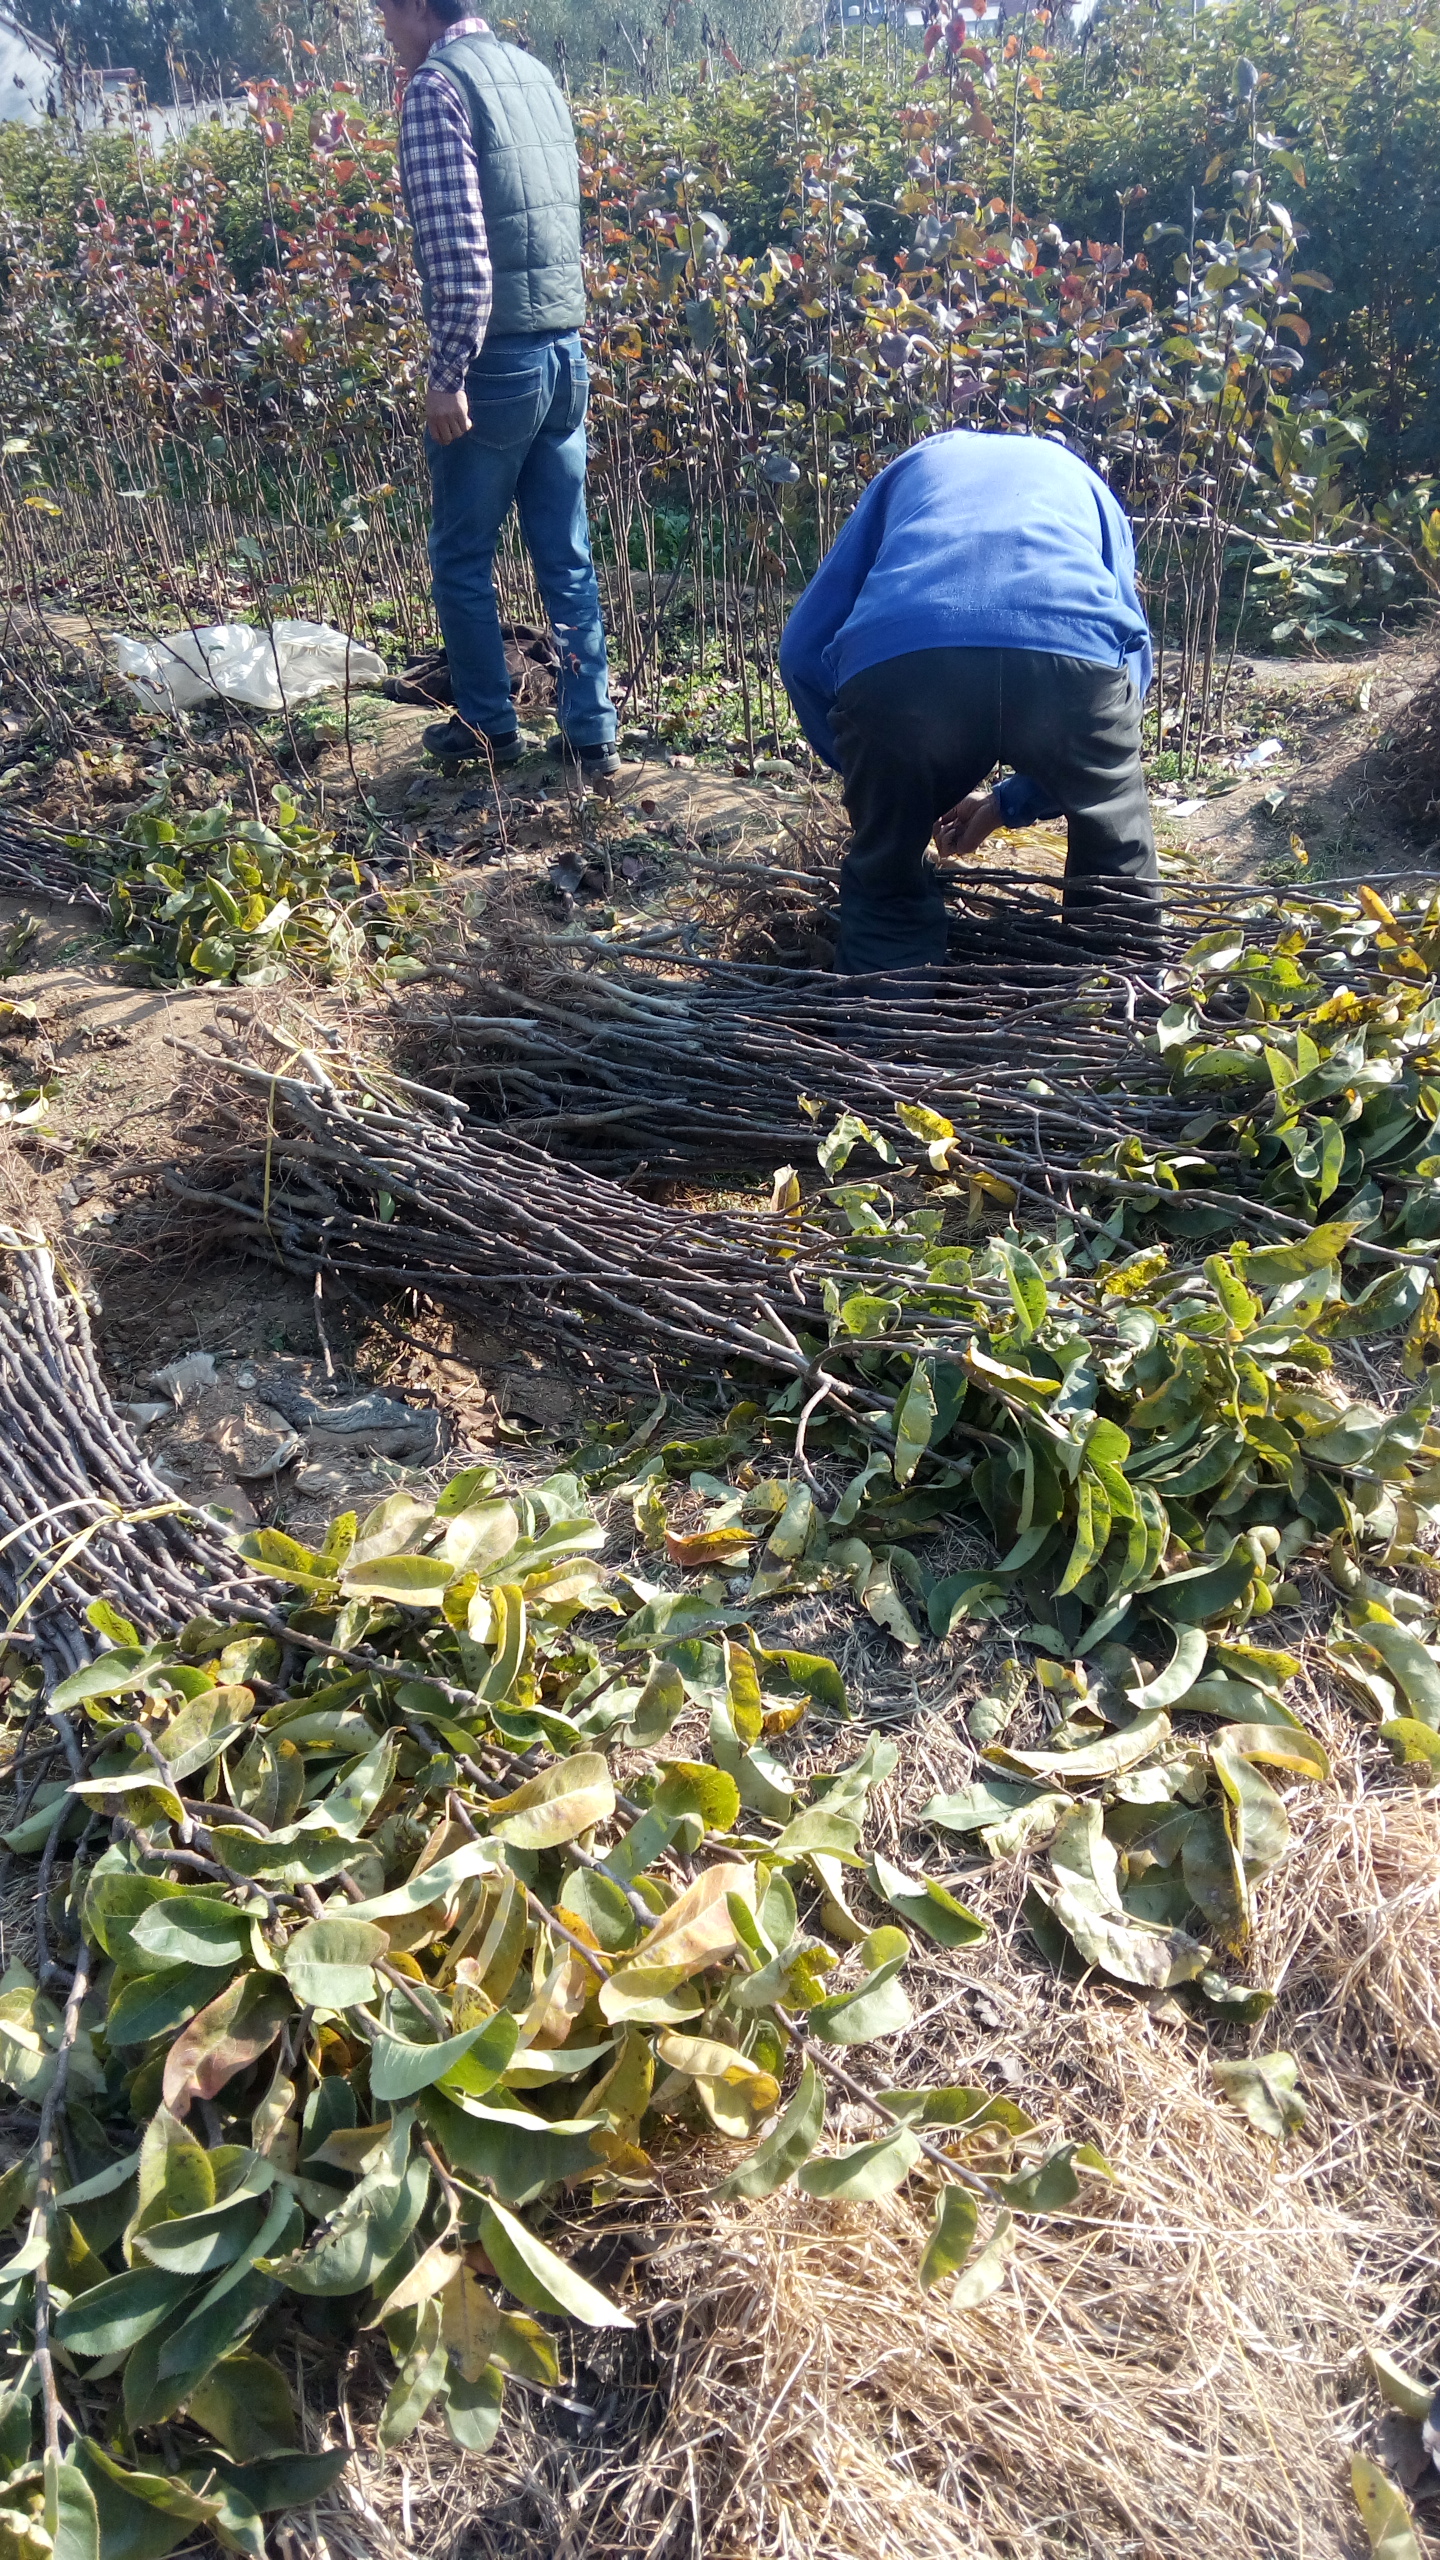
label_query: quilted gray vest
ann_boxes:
[419,34,585,339]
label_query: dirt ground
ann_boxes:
[3,616,1440,2560]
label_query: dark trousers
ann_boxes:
[830,647,1159,976]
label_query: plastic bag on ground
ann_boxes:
[105,620,386,715]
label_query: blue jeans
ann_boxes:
[426,330,615,748]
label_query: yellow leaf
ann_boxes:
[486,1751,615,1849]
[599,1866,755,2020]
[440,2261,501,2382]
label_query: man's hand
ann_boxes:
[934,788,1004,861]
[426,382,471,445]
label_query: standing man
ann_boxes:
[779,432,1158,974]
[378,0,619,780]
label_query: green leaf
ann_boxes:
[378,2305,447,2449]
[486,1751,616,1848]
[654,1761,740,1834]
[50,1649,151,1708]
[998,2139,1112,2212]
[206,2453,349,2515]
[340,1553,455,1605]
[557,1869,640,1954]
[719,2060,824,2199]
[754,1643,849,1718]
[128,1895,252,1970]
[1142,1547,1255,1625]
[188,2353,297,2461]
[1325,1265,1427,1341]
[805,1953,913,2045]
[281,1917,388,2011]
[443,2363,506,2451]
[949,2208,1015,2310]
[1211,2050,1306,2139]
[371,2010,519,2104]
[892,1360,936,1488]
[86,1597,141,1646]
[921,1774,1046,1835]
[74,2443,214,2560]
[866,1853,987,1948]
[1239,1222,1357,1294]
[1360,1620,1440,1727]
[927,1569,1008,1637]
[1125,1624,1208,1710]
[158,1686,255,1782]
[858,1553,924,1648]
[134,2193,271,2278]
[1037,1880,1210,1987]
[797,2126,920,2200]
[419,2089,606,2205]
[918,2184,978,2291]
[273,2137,429,2297]
[986,1709,1171,1784]
[438,1495,519,1571]
[340,1839,500,1920]
[477,2198,635,2327]
[86,1873,201,1967]
[106,1964,218,2048]
[53,2266,195,2358]
[1350,2456,1422,2560]
[625,1657,687,1745]
[45,2453,101,2560]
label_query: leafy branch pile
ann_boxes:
[102,792,430,991]
[568,1195,1440,1971]
[6,1119,1440,2541]
[0,1442,1093,2557]
[17,792,427,993]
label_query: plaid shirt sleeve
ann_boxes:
[399,62,494,394]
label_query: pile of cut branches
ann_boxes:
[0,820,93,914]
[427,880,1440,1270]
[0,797,427,991]
[0,1240,257,1684]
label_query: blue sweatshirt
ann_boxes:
[778,431,1153,827]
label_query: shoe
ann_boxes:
[554,735,621,784]
[422,717,525,765]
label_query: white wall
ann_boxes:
[0,17,241,139]
[0,18,58,123]
[81,93,246,141]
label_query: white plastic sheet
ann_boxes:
[105,619,386,716]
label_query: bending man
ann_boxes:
[380,0,618,780]
[779,431,1157,974]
